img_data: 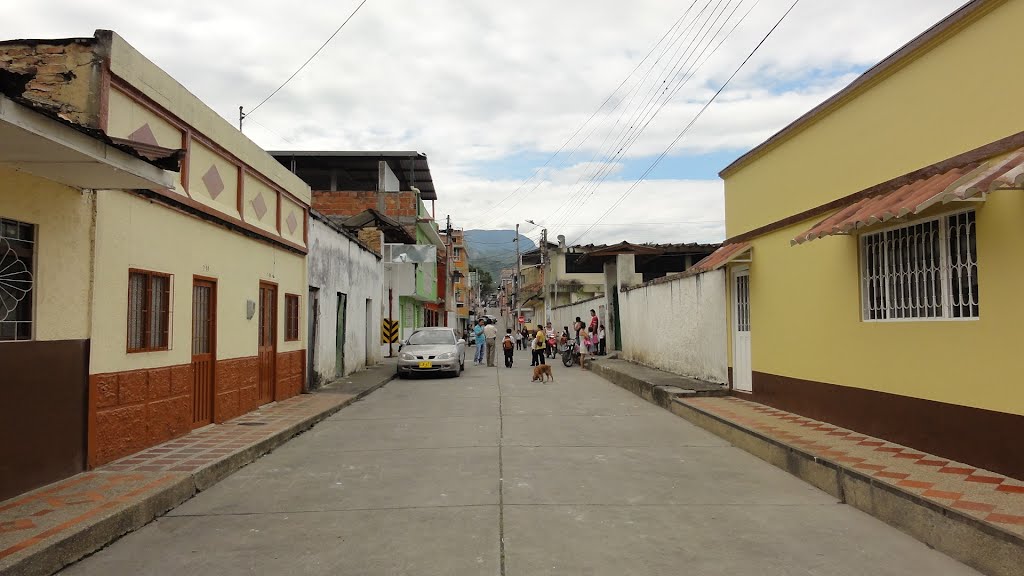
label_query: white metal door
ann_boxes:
[732,268,752,392]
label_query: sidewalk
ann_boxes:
[588,357,1023,576]
[0,360,396,576]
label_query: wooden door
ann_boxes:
[732,268,752,393]
[258,283,277,404]
[191,279,216,427]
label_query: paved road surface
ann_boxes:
[62,348,978,575]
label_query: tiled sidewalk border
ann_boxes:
[591,360,1023,576]
[1,371,394,576]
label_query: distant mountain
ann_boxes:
[464,230,536,287]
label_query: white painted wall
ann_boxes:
[551,297,607,340]
[308,215,383,387]
[618,269,728,384]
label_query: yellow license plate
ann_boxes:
[418,361,433,368]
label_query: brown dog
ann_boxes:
[531,364,554,382]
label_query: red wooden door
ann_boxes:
[258,283,277,404]
[191,279,216,427]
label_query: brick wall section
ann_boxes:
[0,39,102,128]
[214,357,259,423]
[312,191,420,230]
[312,191,379,217]
[89,364,192,467]
[276,350,306,399]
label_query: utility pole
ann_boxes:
[541,227,549,324]
[238,106,245,132]
[514,223,521,329]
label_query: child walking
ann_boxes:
[502,329,515,368]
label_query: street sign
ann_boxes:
[382,319,400,343]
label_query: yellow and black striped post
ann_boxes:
[382,319,400,344]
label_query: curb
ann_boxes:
[667,399,1023,576]
[588,360,1022,576]
[589,360,728,408]
[6,372,395,576]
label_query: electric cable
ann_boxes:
[570,0,802,245]
[247,0,370,116]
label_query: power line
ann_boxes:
[246,0,369,117]
[547,0,747,233]
[542,0,738,232]
[571,0,802,245]
[471,1,702,227]
[247,118,295,144]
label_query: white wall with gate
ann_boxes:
[618,268,728,384]
[308,213,383,388]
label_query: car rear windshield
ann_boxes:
[408,330,455,345]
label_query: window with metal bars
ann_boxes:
[285,294,300,341]
[0,217,35,342]
[860,210,979,321]
[128,270,172,352]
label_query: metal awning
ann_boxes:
[792,148,1024,245]
[0,95,177,190]
[689,242,751,273]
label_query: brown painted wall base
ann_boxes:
[747,371,1024,480]
[276,350,305,401]
[214,357,259,423]
[89,351,306,468]
[89,365,193,467]
[0,340,89,501]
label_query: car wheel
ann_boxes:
[396,370,405,379]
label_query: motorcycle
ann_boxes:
[561,339,579,367]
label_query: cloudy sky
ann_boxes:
[8,0,965,245]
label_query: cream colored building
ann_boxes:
[0,30,311,497]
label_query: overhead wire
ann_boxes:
[541,0,735,232]
[472,1,702,228]
[496,0,712,231]
[546,0,746,233]
[247,0,370,116]
[569,0,803,245]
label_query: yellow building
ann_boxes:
[0,31,311,498]
[707,0,1023,479]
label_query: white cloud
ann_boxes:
[3,0,966,243]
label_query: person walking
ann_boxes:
[531,324,546,366]
[513,327,523,350]
[502,329,515,368]
[473,319,486,365]
[484,320,498,367]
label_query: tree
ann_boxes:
[468,264,495,295]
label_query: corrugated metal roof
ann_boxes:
[689,242,751,273]
[792,148,1024,245]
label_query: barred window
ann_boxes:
[0,218,35,341]
[128,270,172,352]
[285,294,300,341]
[861,210,979,321]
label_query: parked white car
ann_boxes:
[396,327,467,378]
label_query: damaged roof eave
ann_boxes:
[0,94,175,190]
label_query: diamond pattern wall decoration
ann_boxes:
[286,211,299,235]
[251,193,268,220]
[202,166,225,200]
[128,124,159,146]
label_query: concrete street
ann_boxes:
[61,347,978,575]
